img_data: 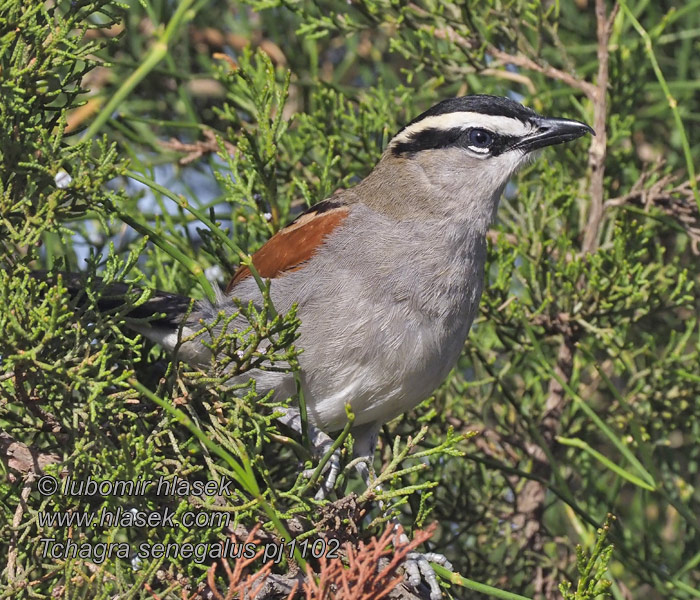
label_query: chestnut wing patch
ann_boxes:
[226,202,349,293]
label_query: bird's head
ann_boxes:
[363,95,594,229]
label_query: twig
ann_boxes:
[480,68,537,95]
[0,432,60,477]
[487,46,597,100]
[160,129,236,165]
[582,0,619,253]
[430,24,597,99]
[5,474,35,582]
[619,0,700,212]
[13,367,64,433]
[605,167,700,253]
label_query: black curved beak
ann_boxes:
[515,116,595,152]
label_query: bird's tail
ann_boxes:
[29,270,193,327]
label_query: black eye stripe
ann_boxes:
[391,127,520,157]
[483,133,519,156]
[391,127,464,156]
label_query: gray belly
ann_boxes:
[295,281,480,432]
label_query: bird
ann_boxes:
[133,95,592,464]
[40,95,593,599]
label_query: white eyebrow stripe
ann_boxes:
[390,111,534,146]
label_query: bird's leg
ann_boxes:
[275,406,340,500]
[350,424,453,600]
[349,422,380,493]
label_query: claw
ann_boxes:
[397,530,452,600]
[420,552,453,572]
[309,448,341,500]
[404,552,443,600]
[276,406,341,499]
[403,552,423,588]
[299,439,341,500]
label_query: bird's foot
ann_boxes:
[301,446,341,501]
[275,406,340,500]
[403,551,453,600]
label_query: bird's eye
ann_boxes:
[467,128,494,151]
